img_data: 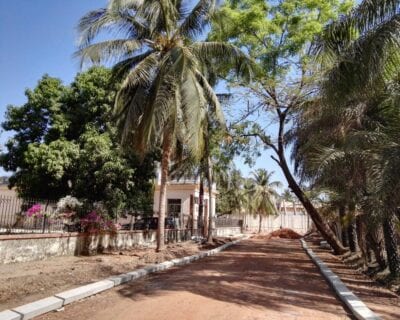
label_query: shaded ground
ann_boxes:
[0,239,231,310]
[38,237,353,320]
[306,238,400,320]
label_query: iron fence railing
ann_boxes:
[0,195,64,234]
[215,217,243,228]
[164,228,204,243]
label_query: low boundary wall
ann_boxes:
[0,227,243,264]
[214,227,242,237]
[243,213,311,234]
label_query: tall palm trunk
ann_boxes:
[206,156,214,243]
[198,177,204,232]
[366,228,386,270]
[347,221,358,253]
[382,211,400,277]
[347,206,358,253]
[339,206,349,247]
[157,131,172,251]
[356,215,368,264]
[258,215,262,233]
[203,198,209,238]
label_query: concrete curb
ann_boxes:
[300,239,381,320]
[0,236,247,320]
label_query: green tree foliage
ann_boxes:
[209,0,353,254]
[1,67,156,216]
[76,0,252,250]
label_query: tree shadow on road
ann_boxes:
[114,239,355,318]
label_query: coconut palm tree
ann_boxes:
[281,189,295,215]
[292,78,400,276]
[248,169,281,233]
[317,0,400,105]
[76,0,251,250]
[310,0,400,274]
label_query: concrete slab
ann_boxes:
[108,273,133,286]
[127,271,141,280]
[55,280,114,305]
[0,310,21,320]
[12,296,63,320]
[159,261,174,268]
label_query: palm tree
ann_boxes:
[293,76,400,276]
[281,189,295,215]
[317,0,400,105]
[77,0,251,250]
[248,169,281,233]
[312,0,400,276]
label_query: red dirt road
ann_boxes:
[39,238,353,320]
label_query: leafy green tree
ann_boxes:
[77,0,251,250]
[210,0,353,254]
[1,67,156,215]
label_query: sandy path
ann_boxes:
[0,241,221,310]
[38,238,353,320]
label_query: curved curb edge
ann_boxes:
[0,236,248,320]
[300,239,381,320]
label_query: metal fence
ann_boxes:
[0,196,64,234]
[215,217,243,228]
[164,228,204,243]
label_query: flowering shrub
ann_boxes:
[56,196,82,219]
[26,204,43,218]
[80,211,120,233]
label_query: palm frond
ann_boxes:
[75,39,144,67]
[316,0,400,59]
[322,14,400,105]
[179,70,207,159]
[178,0,216,39]
[194,70,224,124]
[190,42,254,80]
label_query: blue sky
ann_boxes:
[0,0,288,187]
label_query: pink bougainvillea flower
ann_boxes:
[26,204,42,217]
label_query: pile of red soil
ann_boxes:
[267,228,302,239]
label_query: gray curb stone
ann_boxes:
[300,239,381,320]
[0,310,21,320]
[1,235,247,319]
[54,280,115,305]
[12,297,64,320]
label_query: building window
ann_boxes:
[168,199,181,217]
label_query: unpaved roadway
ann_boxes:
[38,238,357,320]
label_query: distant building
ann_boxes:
[237,199,311,234]
[277,200,307,215]
[153,171,217,230]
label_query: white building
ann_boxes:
[277,200,307,215]
[153,172,217,230]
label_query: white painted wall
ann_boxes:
[243,213,311,234]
